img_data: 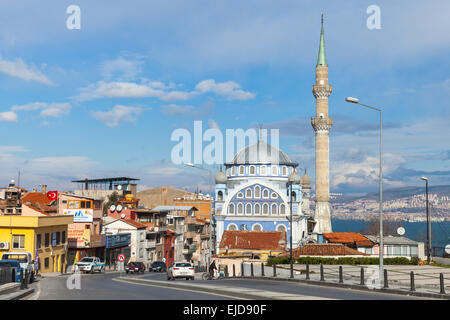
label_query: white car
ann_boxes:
[167,262,195,280]
[76,257,105,273]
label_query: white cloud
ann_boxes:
[92,105,144,127]
[11,102,71,118]
[0,146,27,153]
[0,111,18,122]
[195,79,255,100]
[0,54,53,85]
[101,56,144,80]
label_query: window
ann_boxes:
[282,166,287,176]
[263,189,269,198]
[252,224,262,231]
[228,204,235,214]
[271,204,277,215]
[237,192,244,198]
[280,204,286,215]
[12,235,25,249]
[249,166,255,175]
[62,231,66,244]
[254,203,261,215]
[37,234,41,249]
[263,204,269,215]
[254,186,261,198]
[56,232,61,245]
[231,166,235,176]
[291,191,296,201]
[261,166,266,175]
[226,168,230,176]
[218,191,223,201]
[245,203,252,215]
[246,188,252,198]
[45,233,50,247]
[44,258,49,269]
[276,224,287,232]
[272,166,278,176]
[271,192,278,199]
[139,248,144,258]
[237,203,243,214]
[239,165,244,175]
[51,233,57,246]
[410,245,418,257]
[227,224,237,231]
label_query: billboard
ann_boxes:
[63,209,93,222]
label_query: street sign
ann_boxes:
[445,244,450,255]
[118,254,125,262]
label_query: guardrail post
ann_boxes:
[410,271,415,292]
[225,265,229,278]
[241,263,244,277]
[339,266,343,284]
[250,263,254,277]
[20,269,24,289]
[273,264,276,277]
[440,273,446,294]
[305,263,310,280]
[383,269,389,289]
[232,264,236,277]
[320,263,324,281]
[25,270,29,289]
[261,263,264,277]
[360,267,365,286]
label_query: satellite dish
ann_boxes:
[397,227,405,236]
[110,205,116,212]
[117,185,122,190]
[116,205,123,212]
[121,213,125,219]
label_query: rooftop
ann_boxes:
[365,235,420,245]
[323,232,374,247]
[277,243,368,257]
[219,231,286,250]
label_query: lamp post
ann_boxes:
[185,163,214,266]
[421,176,432,264]
[287,169,301,279]
[345,97,384,285]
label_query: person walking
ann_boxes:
[208,260,217,280]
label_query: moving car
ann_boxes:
[1,252,35,283]
[0,259,22,283]
[149,261,167,272]
[125,262,145,273]
[76,257,105,273]
[167,262,194,280]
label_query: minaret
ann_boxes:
[311,13,333,233]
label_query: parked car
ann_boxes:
[1,252,35,283]
[167,262,194,280]
[125,262,145,273]
[149,261,167,272]
[75,257,105,273]
[0,259,22,283]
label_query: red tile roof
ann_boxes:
[323,232,374,247]
[277,243,368,257]
[22,192,54,206]
[121,219,147,229]
[219,231,286,250]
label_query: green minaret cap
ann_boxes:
[317,13,327,66]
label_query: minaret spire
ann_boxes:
[317,12,327,67]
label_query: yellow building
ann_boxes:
[0,215,72,273]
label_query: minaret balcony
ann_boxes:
[312,85,332,99]
[311,117,333,132]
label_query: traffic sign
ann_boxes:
[445,244,450,255]
[118,254,125,262]
[397,227,405,236]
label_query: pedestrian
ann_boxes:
[208,260,217,280]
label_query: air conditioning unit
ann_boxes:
[0,242,10,250]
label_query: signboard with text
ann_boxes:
[106,233,131,249]
[63,209,93,222]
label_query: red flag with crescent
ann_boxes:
[47,191,58,201]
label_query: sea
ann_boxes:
[332,219,450,249]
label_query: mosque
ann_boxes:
[214,14,333,250]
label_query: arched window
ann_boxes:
[252,224,263,231]
[276,224,287,232]
[246,203,252,215]
[246,188,252,198]
[282,166,287,176]
[261,165,266,175]
[254,203,261,215]
[228,223,237,231]
[218,191,223,201]
[226,168,230,176]
[271,192,278,199]
[249,166,255,175]
[237,203,243,214]
[263,189,269,198]
[271,204,277,215]
[263,203,269,215]
[292,191,296,201]
[254,186,261,198]
[239,165,244,175]
[231,166,235,176]
[272,166,278,176]
[280,204,286,215]
[237,192,244,198]
[228,203,235,214]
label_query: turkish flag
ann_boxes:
[47,191,58,201]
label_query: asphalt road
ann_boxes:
[31,271,429,300]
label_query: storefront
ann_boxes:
[105,233,131,266]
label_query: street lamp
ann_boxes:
[185,163,214,266]
[345,96,384,285]
[287,169,301,279]
[421,176,432,264]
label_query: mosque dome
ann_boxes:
[227,140,296,166]
[215,171,227,184]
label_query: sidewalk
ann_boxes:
[238,263,450,299]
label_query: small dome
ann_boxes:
[288,170,301,184]
[215,171,227,184]
[301,171,311,186]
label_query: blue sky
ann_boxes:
[0,1,449,195]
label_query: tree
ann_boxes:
[361,219,403,236]
[103,191,120,216]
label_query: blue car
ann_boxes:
[0,259,23,282]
